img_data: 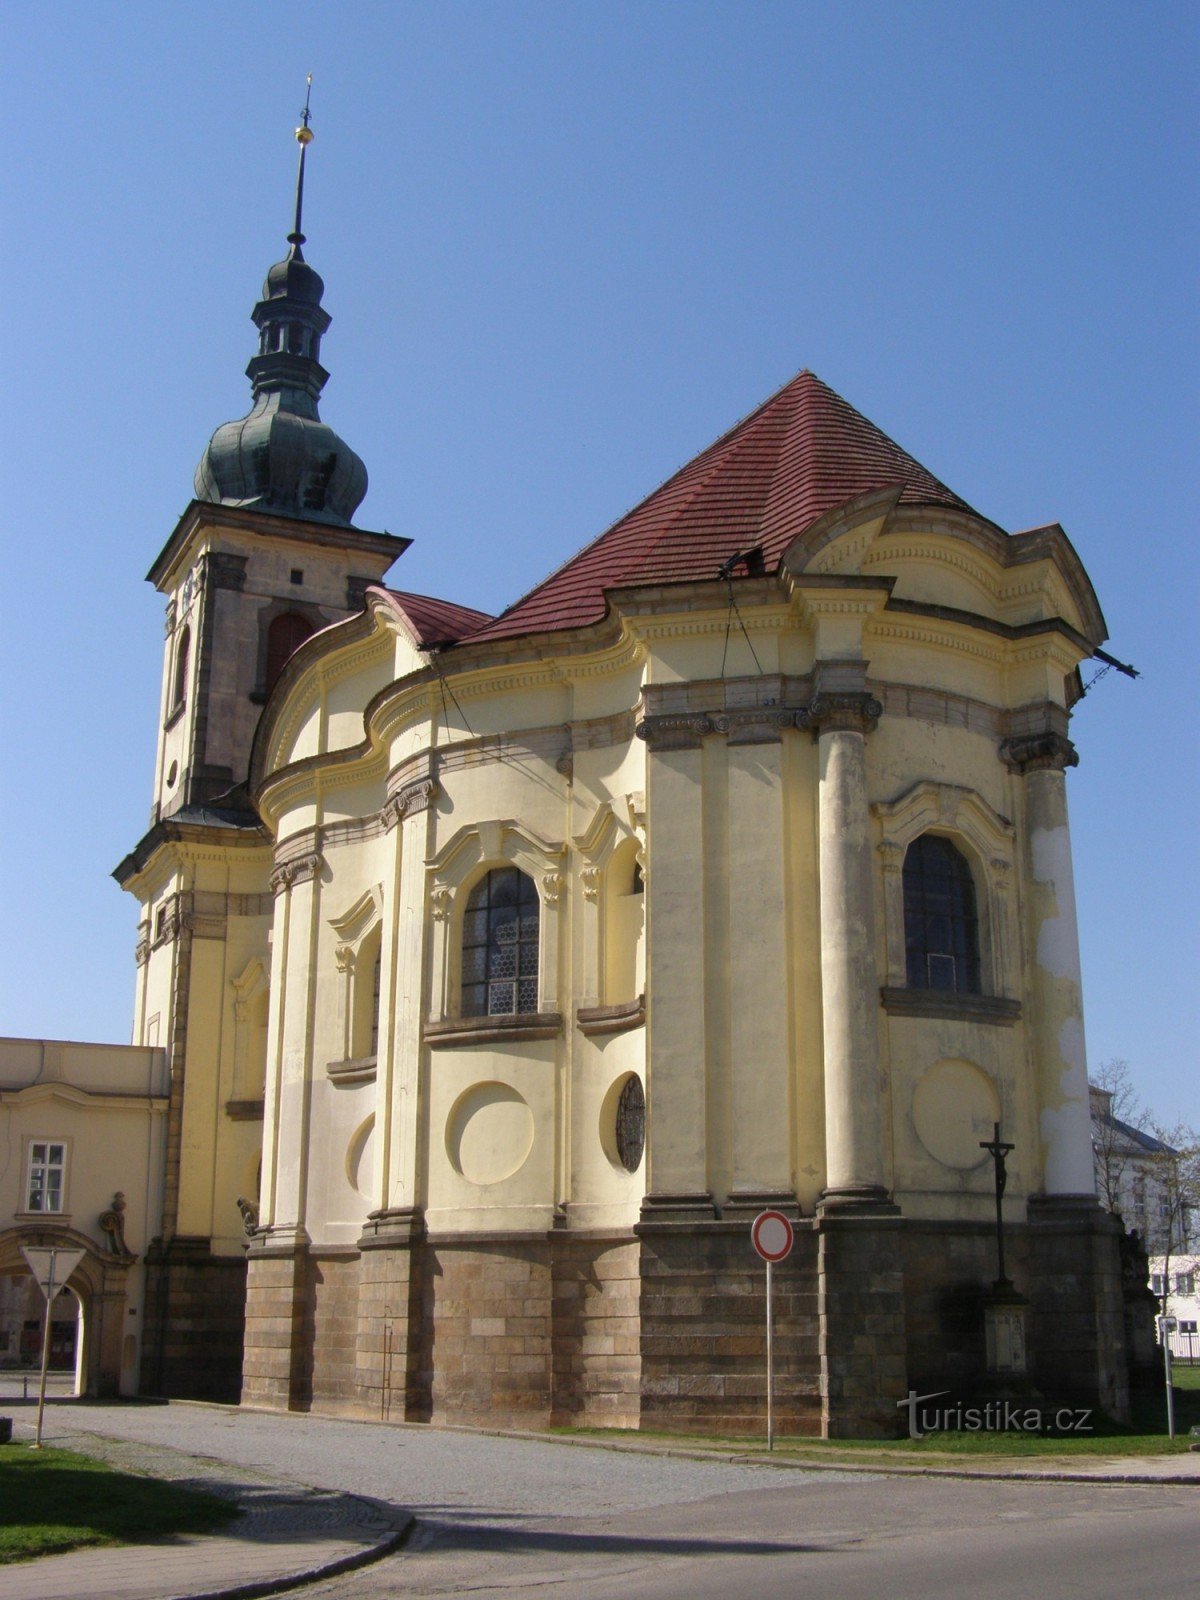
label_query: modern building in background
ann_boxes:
[102,121,1141,1435]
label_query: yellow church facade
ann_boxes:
[115,129,1131,1435]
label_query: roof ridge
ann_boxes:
[468,370,811,637]
[619,379,799,583]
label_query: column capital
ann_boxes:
[382,776,439,831]
[635,712,713,751]
[269,850,324,895]
[804,691,882,735]
[999,731,1079,775]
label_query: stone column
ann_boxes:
[808,680,889,1207]
[1000,728,1095,1198]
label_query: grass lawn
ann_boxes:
[0,1443,240,1564]
[559,1367,1200,1461]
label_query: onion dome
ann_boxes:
[194,84,368,527]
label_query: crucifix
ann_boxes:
[980,1121,1015,1289]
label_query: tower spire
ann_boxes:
[192,76,368,527]
[288,75,314,252]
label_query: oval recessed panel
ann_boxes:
[446,1082,534,1186]
[912,1060,1001,1170]
[346,1114,376,1200]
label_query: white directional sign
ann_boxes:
[19,1245,85,1448]
[751,1209,794,1263]
[20,1247,85,1302]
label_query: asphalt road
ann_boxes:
[37,1401,1200,1600]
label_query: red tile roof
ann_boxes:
[463,369,977,645]
[372,588,494,648]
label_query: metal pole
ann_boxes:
[1164,1331,1176,1441]
[33,1250,59,1450]
[766,1258,774,1452]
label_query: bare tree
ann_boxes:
[1090,1058,1147,1219]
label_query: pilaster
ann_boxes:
[1002,718,1094,1198]
[807,668,890,1208]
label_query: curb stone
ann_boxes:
[5,1419,413,1600]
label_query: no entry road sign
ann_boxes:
[751,1208,794,1263]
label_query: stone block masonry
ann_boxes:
[236,1211,1131,1434]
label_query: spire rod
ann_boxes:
[288,74,314,251]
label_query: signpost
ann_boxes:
[751,1209,794,1451]
[19,1246,84,1449]
[1159,1315,1178,1440]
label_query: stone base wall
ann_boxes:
[551,1236,641,1427]
[426,1239,554,1425]
[235,1208,1131,1434]
[818,1212,908,1438]
[354,1229,427,1422]
[901,1222,1030,1397]
[309,1253,361,1414]
[242,1247,313,1410]
[141,1238,246,1403]
[1026,1199,1129,1418]
[638,1221,821,1436]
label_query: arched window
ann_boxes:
[461,868,540,1018]
[265,611,314,693]
[171,626,191,712]
[369,945,382,1057]
[903,834,981,994]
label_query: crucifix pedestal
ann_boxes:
[980,1122,1028,1380]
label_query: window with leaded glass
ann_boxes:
[903,834,981,994]
[27,1141,66,1213]
[461,868,540,1017]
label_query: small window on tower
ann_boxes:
[170,626,191,714]
[265,612,315,693]
[290,569,304,586]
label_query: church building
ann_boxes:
[115,115,1131,1436]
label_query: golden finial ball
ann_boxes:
[295,125,315,146]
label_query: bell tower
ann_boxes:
[115,84,405,1400]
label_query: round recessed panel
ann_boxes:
[447,1082,534,1186]
[346,1115,376,1200]
[912,1060,1001,1170]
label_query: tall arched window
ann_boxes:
[265,611,314,693]
[903,834,981,994]
[461,868,540,1017]
[171,625,191,713]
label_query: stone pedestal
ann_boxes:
[983,1283,1028,1378]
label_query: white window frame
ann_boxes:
[26,1139,67,1214]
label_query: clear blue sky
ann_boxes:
[1,2,1195,1124]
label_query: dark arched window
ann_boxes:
[903,835,981,994]
[171,626,191,712]
[461,868,540,1017]
[265,612,314,693]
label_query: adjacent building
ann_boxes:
[0,1037,167,1395]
